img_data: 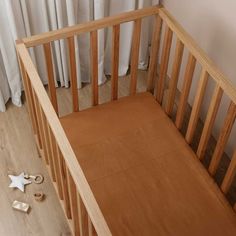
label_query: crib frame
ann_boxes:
[16,5,236,236]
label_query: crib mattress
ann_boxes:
[60,92,236,236]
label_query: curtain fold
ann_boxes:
[0,0,159,112]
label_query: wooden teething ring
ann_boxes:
[33,175,44,184]
[34,192,44,201]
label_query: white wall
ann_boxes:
[161,0,236,157]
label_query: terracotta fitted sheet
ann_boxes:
[60,92,236,236]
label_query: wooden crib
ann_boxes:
[16,5,236,236]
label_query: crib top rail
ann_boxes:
[22,5,160,48]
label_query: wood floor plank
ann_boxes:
[0,103,71,236]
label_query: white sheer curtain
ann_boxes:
[0,0,159,112]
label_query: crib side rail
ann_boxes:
[16,42,111,236]
[22,6,160,48]
[151,7,236,209]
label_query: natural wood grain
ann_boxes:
[185,69,209,143]
[175,53,196,129]
[197,85,223,160]
[33,94,47,161]
[88,216,97,236]
[130,19,142,95]
[39,105,50,164]
[147,14,162,93]
[41,111,52,166]
[90,31,99,106]
[49,127,64,199]
[27,75,42,149]
[67,36,79,112]
[23,6,161,48]
[78,193,89,236]
[221,150,236,194]
[165,38,184,115]
[58,149,72,219]
[111,24,120,101]
[67,169,80,236]
[156,26,173,103]
[43,42,58,115]
[46,122,56,182]
[209,102,236,175]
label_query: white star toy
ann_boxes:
[8,172,32,192]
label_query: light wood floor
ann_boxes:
[0,97,72,236]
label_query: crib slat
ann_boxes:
[90,30,99,106]
[49,127,64,199]
[156,26,173,103]
[58,150,72,219]
[88,217,93,236]
[30,87,42,150]
[45,122,56,181]
[175,53,196,129]
[43,42,58,114]
[111,24,120,101]
[18,58,38,137]
[209,102,236,175]
[32,90,46,159]
[130,19,142,95]
[185,69,209,143]
[31,95,42,153]
[221,150,236,194]
[147,15,162,93]
[88,216,96,236]
[67,36,79,112]
[78,193,89,236]
[39,105,49,165]
[67,169,80,236]
[197,85,223,160]
[41,111,52,165]
[165,39,184,115]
